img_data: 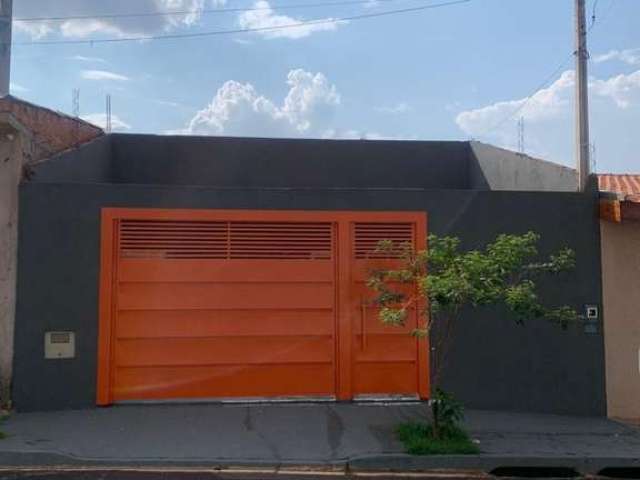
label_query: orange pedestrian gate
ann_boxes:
[97,209,429,404]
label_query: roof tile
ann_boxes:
[598,174,640,203]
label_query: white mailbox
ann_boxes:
[44,331,75,359]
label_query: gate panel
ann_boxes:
[350,221,428,399]
[97,209,428,404]
[100,213,337,403]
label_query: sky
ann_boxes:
[9,0,640,173]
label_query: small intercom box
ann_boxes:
[44,331,75,359]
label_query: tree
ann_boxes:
[367,232,578,438]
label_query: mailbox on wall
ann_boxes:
[44,331,75,359]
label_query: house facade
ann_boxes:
[599,174,640,421]
[11,133,606,415]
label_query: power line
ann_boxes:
[478,52,574,137]
[10,0,471,46]
[590,0,616,36]
[12,0,413,23]
[477,0,614,140]
[589,0,599,31]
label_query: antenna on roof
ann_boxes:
[517,116,525,154]
[72,88,80,117]
[105,93,112,133]
[72,88,80,144]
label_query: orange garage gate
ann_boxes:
[97,209,428,404]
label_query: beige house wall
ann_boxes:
[601,219,640,420]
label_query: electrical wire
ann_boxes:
[477,0,614,139]
[590,0,616,36]
[478,52,574,138]
[12,0,413,23]
[10,0,471,46]
[588,0,599,33]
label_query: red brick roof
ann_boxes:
[598,174,640,203]
[0,95,103,162]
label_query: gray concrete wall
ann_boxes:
[30,135,113,183]
[469,142,578,191]
[0,98,102,410]
[27,135,586,193]
[109,134,472,189]
[14,182,605,415]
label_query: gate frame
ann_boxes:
[97,208,428,405]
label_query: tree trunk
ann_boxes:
[0,377,11,411]
[430,311,456,390]
[431,397,440,439]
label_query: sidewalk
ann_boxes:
[0,403,639,475]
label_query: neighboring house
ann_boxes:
[11,130,606,416]
[598,174,640,421]
[0,95,102,407]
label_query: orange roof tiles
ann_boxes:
[598,174,640,203]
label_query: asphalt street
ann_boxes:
[0,470,491,480]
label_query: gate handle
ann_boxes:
[361,299,367,350]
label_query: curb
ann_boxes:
[1,451,640,476]
[349,453,640,475]
[0,451,344,470]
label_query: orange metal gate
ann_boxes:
[97,209,428,404]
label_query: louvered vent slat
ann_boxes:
[119,220,333,260]
[353,223,414,259]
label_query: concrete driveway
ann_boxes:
[0,403,426,465]
[1,403,639,474]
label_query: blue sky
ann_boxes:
[10,0,640,173]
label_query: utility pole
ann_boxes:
[0,0,12,96]
[575,0,590,192]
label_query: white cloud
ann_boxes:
[454,68,640,168]
[322,129,416,140]
[455,70,574,139]
[176,69,414,140]
[13,0,226,39]
[14,22,53,40]
[281,69,340,131]
[81,113,131,131]
[152,98,183,108]
[591,70,640,108]
[9,83,29,93]
[593,48,640,66]
[60,19,125,38]
[81,70,130,82]
[178,69,340,137]
[375,102,412,114]
[456,69,640,137]
[237,0,344,39]
[70,55,108,64]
